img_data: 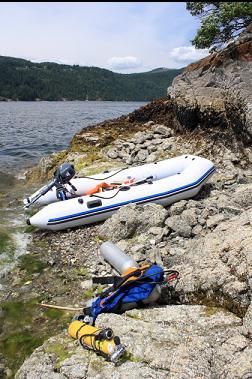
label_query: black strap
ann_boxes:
[82,307,93,317]
[76,323,88,340]
[92,276,117,285]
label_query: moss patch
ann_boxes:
[18,254,47,276]
[202,306,221,317]
[0,229,11,252]
[43,308,64,320]
[1,332,43,371]
[74,267,90,278]
[0,298,72,375]
[24,224,37,233]
[120,351,142,363]
[52,150,68,166]
[82,286,97,300]
[45,341,71,369]
[46,344,70,369]
[125,311,142,320]
[0,298,43,373]
[82,284,105,300]
[0,228,16,266]
[1,298,38,322]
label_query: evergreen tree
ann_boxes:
[186,2,252,50]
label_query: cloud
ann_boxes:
[0,3,207,72]
[168,46,209,64]
[107,56,142,70]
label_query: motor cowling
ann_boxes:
[54,163,75,184]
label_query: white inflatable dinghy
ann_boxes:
[25,154,212,207]
[26,155,215,231]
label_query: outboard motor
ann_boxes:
[24,163,76,208]
[54,163,76,185]
[54,163,76,201]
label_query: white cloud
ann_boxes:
[0,3,208,72]
[169,46,209,64]
[107,56,142,70]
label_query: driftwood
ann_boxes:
[40,303,83,312]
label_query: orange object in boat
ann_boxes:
[84,182,116,196]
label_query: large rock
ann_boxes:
[16,305,252,379]
[165,215,192,238]
[233,183,252,208]
[168,27,252,142]
[98,203,168,242]
[152,124,173,137]
[173,210,252,316]
[242,303,252,339]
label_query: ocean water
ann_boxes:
[0,101,146,174]
[0,100,146,276]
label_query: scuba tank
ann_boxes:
[82,242,170,321]
[100,241,161,310]
[68,316,125,362]
[100,241,138,275]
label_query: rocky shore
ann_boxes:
[0,29,251,379]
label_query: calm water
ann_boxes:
[0,101,146,174]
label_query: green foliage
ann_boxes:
[120,351,142,363]
[0,229,11,252]
[187,2,252,49]
[45,341,71,369]
[43,308,64,320]
[18,254,47,276]
[0,56,182,101]
[0,297,72,374]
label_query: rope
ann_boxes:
[81,167,128,181]
[89,176,153,199]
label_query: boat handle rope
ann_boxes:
[80,167,128,181]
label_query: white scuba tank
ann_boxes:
[99,241,161,310]
[100,241,139,274]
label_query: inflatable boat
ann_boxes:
[26,155,215,231]
[25,155,214,207]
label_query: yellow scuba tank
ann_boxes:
[68,319,125,362]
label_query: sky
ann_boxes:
[0,2,209,73]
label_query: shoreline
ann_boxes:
[0,99,149,102]
[4,29,252,377]
[1,97,251,377]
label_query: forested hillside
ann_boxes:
[0,56,182,101]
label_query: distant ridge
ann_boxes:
[0,56,182,101]
[148,67,174,73]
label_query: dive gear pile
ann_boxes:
[68,242,179,362]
